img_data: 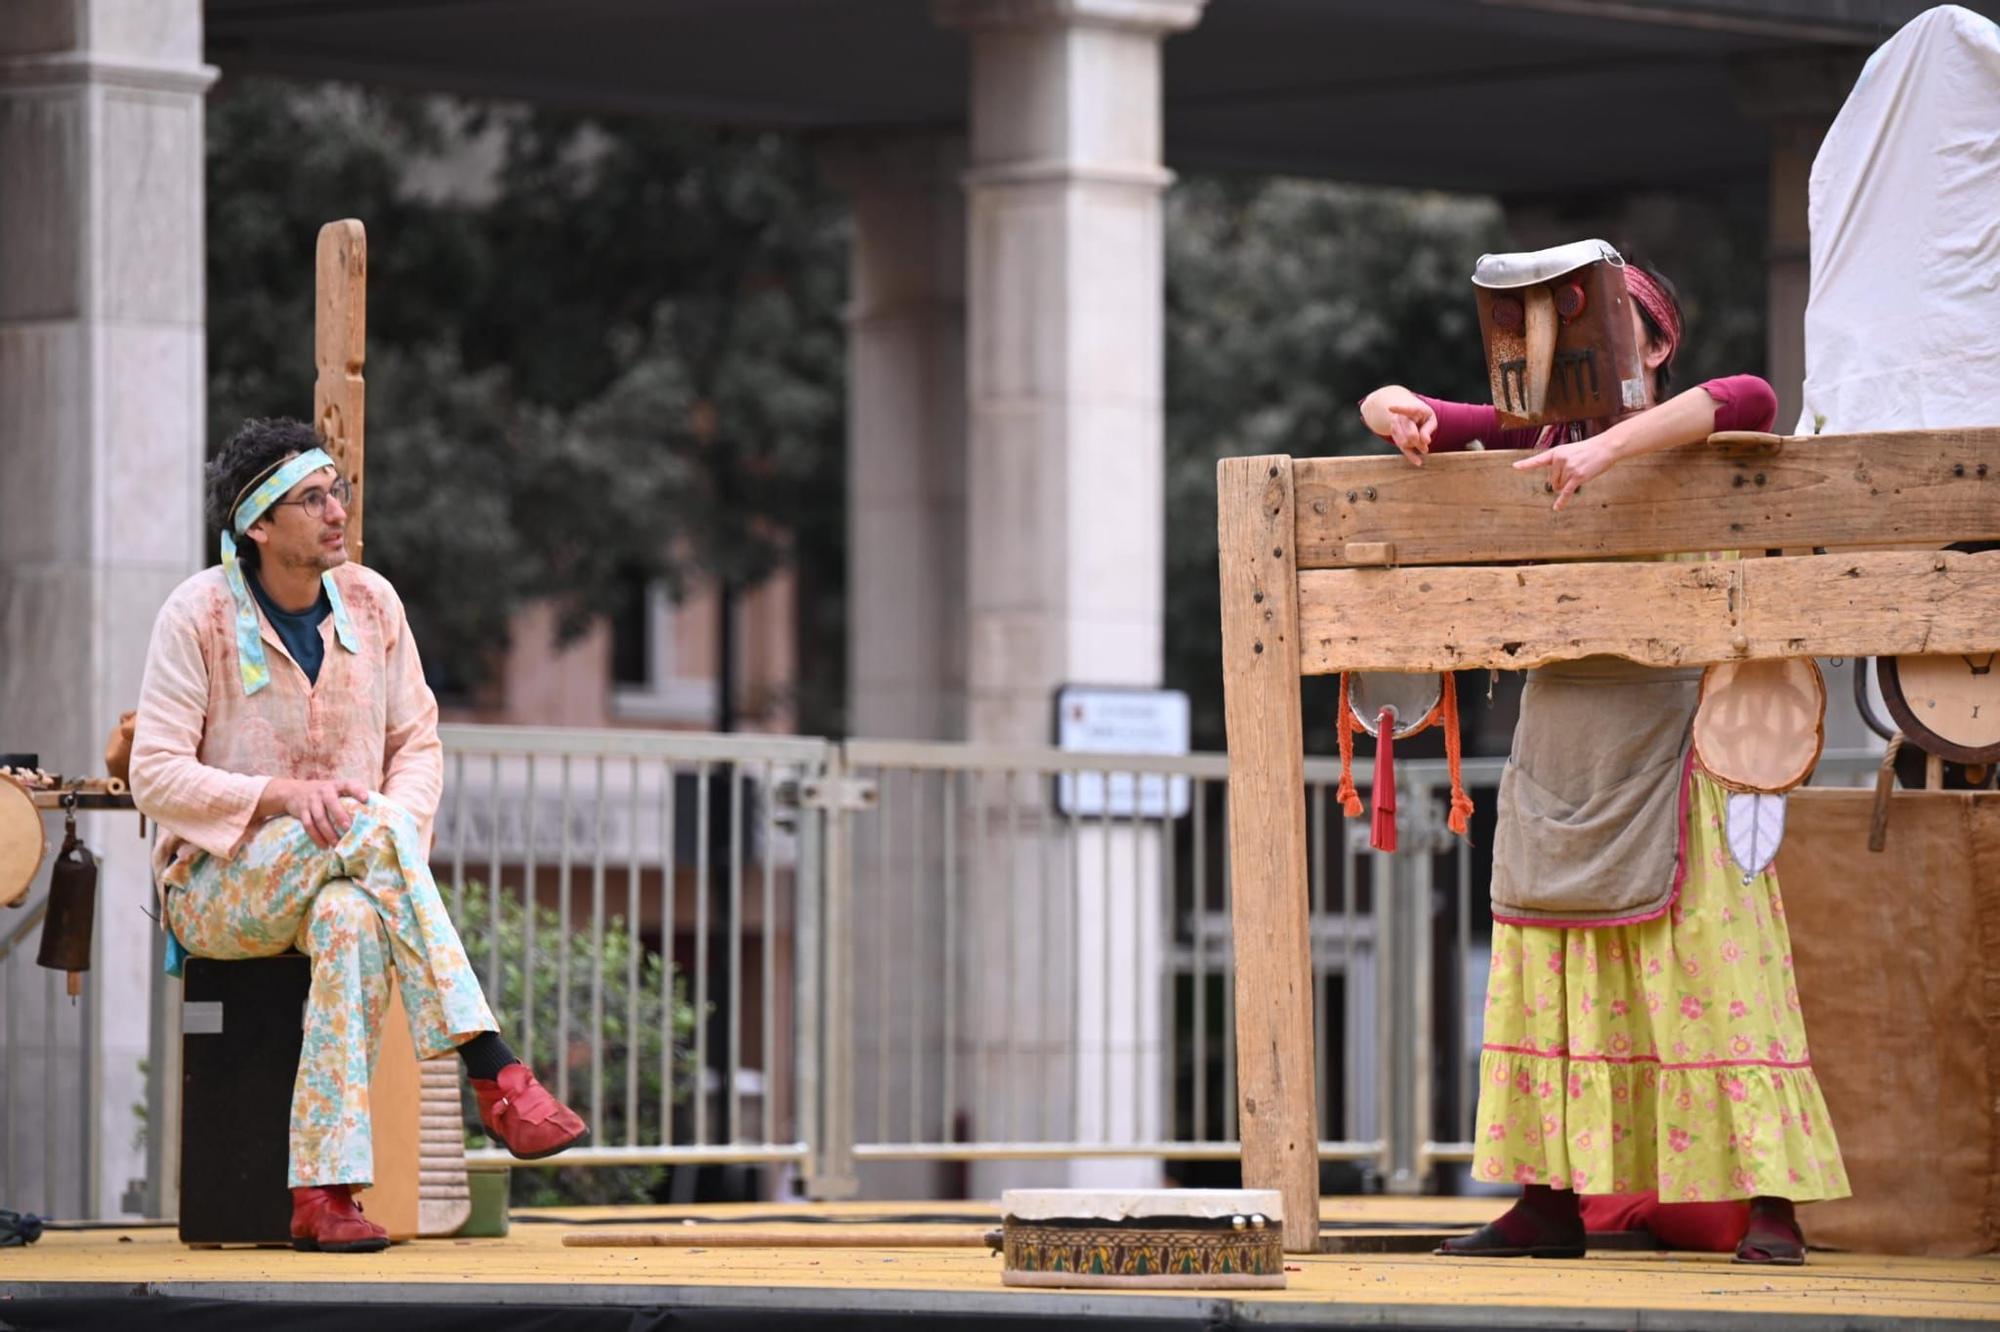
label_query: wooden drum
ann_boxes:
[998,1188,1286,1290]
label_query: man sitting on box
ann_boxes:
[133,418,588,1253]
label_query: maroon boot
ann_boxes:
[470,1063,590,1160]
[290,1184,390,1253]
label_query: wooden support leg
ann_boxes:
[1216,456,1319,1253]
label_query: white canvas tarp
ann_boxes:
[1800,5,2000,434]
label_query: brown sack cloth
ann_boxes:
[1777,789,2000,1256]
[104,710,135,786]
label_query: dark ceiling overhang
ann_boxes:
[204,0,1977,196]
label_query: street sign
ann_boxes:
[1053,685,1191,818]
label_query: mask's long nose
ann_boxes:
[1520,284,1557,418]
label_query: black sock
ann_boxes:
[457,1031,520,1081]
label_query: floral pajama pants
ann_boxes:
[164,795,494,1188]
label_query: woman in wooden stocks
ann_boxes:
[1358,260,1848,1264]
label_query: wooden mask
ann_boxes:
[1472,239,1649,428]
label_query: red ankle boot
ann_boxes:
[290,1184,390,1253]
[470,1063,590,1160]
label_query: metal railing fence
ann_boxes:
[0,726,1894,1218]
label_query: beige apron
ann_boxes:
[1490,656,1700,926]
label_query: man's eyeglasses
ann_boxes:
[269,476,353,520]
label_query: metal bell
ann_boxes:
[36,803,98,999]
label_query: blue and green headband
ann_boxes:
[219,447,358,694]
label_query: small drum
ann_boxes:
[1693,658,1826,793]
[0,773,46,908]
[998,1188,1285,1290]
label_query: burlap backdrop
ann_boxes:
[1777,789,2000,1256]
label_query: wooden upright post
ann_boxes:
[314,219,367,565]
[1216,455,1319,1253]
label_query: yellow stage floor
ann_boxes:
[5,1198,1998,1329]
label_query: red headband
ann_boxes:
[1623,265,1681,365]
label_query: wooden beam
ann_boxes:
[1293,428,2000,569]
[1299,548,2000,675]
[1215,455,1319,1254]
[314,219,367,565]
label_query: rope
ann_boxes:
[1336,675,1363,817]
[1442,673,1475,837]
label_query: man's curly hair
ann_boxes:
[204,418,323,570]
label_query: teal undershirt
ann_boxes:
[248,568,331,685]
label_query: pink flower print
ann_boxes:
[1766,1038,1788,1061]
[1672,1040,1690,1059]
[1788,1168,1804,1185]
[1515,1068,1533,1094]
[1482,1158,1504,1180]
[1728,1000,1749,1020]
[1801,1109,1815,1137]
[1675,1090,1694,1112]
[1546,952,1565,975]
[1536,1080,1555,1101]
[1723,1077,1748,1103]
[1609,1032,1632,1055]
[1543,1115,1559,1140]
[1721,908,1735,924]
[1786,987,1801,1011]
[1681,957,1702,978]
[1608,942,1626,962]
[1680,996,1705,1020]
[1568,1073,1584,1100]
[1681,1184,1703,1202]
[1646,992,1662,1015]
[1668,1128,1693,1154]
[1672,897,1688,925]
[1612,1177,1629,1193]
[1488,1123,1508,1141]
[1647,958,1664,977]
[1730,1035,1753,1057]
[1579,992,1595,1015]
[1491,1063,1513,1085]
[1733,1168,1758,1193]
[1576,1130,1594,1151]
[1610,999,1630,1018]
[1571,1170,1590,1192]
[1612,1083,1631,1104]
[1611,1123,1628,1144]
[1720,939,1742,964]
[1514,1163,1540,1185]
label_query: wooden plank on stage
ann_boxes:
[1215,455,1319,1254]
[1298,547,2000,675]
[1293,428,2000,569]
[314,218,367,565]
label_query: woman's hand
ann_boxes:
[1512,433,1624,511]
[1359,386,1436,467]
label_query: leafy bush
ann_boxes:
[447,882,700,1206]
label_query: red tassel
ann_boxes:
[1369,705,1397,852]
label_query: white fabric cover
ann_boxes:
[1001,1188,1283,1222]
[1799,6,2000,434]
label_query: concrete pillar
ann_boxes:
[829,136,969,743]
[1734,50,1864,434]
[938,0,1203,1197]
[0,0,212,1217]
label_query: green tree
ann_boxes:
[205,79,848,723]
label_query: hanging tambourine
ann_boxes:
[1692,658,1826,880]
[0,773,44,910]
[1336,671,1473,853]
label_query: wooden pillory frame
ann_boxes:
[1217,428,2000,1252]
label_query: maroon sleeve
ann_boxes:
[1698,374,1779,434]
[1411,396,1545,452]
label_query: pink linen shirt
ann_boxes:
[130,562,443,901]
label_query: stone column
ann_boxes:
[937,0,1204,1196]
[0,0,212,1217]
[829,135,969,743]
[1734,50,1864,434]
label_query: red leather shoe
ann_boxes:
[290,1185,389,1253]
[471,1062,590,1160]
